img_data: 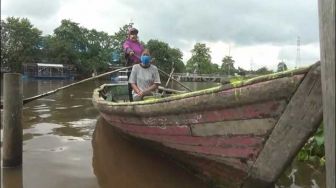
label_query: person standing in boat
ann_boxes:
[123,27,144,101]
[129,49,161,101]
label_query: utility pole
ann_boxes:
[295,36,301,69]
[250,58,254,72]
[228,44,231,56]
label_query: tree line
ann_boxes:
[1,17,286,78]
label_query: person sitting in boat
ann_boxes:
[123,27,144,101]
[128,49,161,101]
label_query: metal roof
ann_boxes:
[37,63,63,68]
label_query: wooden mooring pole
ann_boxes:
[3,73,23,167]
[318,0,335,188]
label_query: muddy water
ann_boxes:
[1,79,326,188]
[1,79,208,188]
[93,117,207,188]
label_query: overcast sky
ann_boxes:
[1,0,321,70]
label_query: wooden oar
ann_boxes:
[0,66,132,109]
[161,67,175,96]
[158,68,193,92]
[165,67,175,88]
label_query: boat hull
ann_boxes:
[92,63,323,187]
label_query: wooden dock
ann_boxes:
[172,73,224,82]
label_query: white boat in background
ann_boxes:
[111,70,128,83]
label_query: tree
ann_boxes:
[82,28,113,74]
[186,43,213,74]
[277,61,288,72]
[221,56,236,76]
[50,20,84,65]
[237,66,247,76]
[48,19,114,76]
[255,66,273,75]
[1,17,42,72]
[110,23,134,65]
[146,39,185,74]
[211,63,220,74]
[168,48,185,73]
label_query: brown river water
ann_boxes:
[1,79,325,188]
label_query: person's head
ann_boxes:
[140,49,151,67]
[128,28,138,41]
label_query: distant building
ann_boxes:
[277,61,288,72]
[23,63,76,79]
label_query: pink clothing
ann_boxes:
[123,39,144,64]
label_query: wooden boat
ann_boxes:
[92,62,323,188]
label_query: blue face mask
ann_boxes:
[141,55,151,65]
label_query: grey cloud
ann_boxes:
[1,0,318,47]
[121,0,319,46]
[2,0,61,19]
[278,44,320,67]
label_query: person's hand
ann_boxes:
[138,91,144,98]
[136,89,144,97]
[129,51,135,56]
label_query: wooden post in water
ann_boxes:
[3,73,23,167]
[318,0,335,188]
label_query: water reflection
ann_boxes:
[1,79,327,188]
[276,160,325,188]
[2,79,102,188]
[92,117,208,188]
[2,167,23,188]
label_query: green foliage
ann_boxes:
[297,123,325,166]
[146,39,185,74]
[255,66,274,75]
[237,66,247,76]
[186,43,217,74]
[1,17,42,72]
[211,63,220,74]
[111,23,134,65]
[229,76,245,83]
[221,56,236,75]
[42,19,116,76]
[277,61,288,72]
[168,48,186,73]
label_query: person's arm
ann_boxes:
[129,65,143,97]
[142,83,159,95]
[130,83,144,97]
[143,68,161,95]
[123,41,135,56]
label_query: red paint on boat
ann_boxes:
[101,113,191,136]
[163,143,260,159]
[102,100,285,126]
[127,134,263,147]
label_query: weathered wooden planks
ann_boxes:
[191,153,252,172]
[101,100,286,126]
[92,62,324,187]
[162,148,248,188]
[318,0,335,188]
[101,113,191,136]
[243,64,323,188]
[94,75,304,116]
[121,130,261,159]
[162,143,260,159]
[3,73,23,167]
[127,134,264,147]
[191,118,277,136]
